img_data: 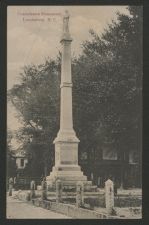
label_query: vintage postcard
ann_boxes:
[6,4,142,220]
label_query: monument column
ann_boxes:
[55,10,78,141]
[46,11,88,188]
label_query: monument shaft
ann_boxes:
[60,41,73,132]
[46,11,90,189]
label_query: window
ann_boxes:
[20,158,24,167]
[80,152,87,160]
[102,148,117,160]
[129,151,138,164]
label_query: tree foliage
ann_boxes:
[73,6,142,163]
[8,59,61,176]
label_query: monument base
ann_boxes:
[46,164,92,189]
[46,131,97,191]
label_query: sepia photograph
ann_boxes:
[6,5,142,219]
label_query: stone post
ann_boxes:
[13,177,16,190]
[56,179,62,203]
[30,180,36,199]
[41,178,47,200]
[8,177,13,196]
[76,181,84,208]
[105,179,114,215]
[81,182,84,206]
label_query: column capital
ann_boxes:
[60,82,72,88]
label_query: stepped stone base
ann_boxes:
[46,165,95,191]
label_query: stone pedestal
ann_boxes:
[46,133,89,188]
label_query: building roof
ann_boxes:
[14,149,28,158]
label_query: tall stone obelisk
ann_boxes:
[46,11,89,188]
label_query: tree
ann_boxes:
[8,59,61,177]
[72,6,142,162]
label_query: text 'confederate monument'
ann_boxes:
[46,11,92,189]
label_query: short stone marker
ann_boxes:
[76,181,84,208]
[41,177,47,200]
[26,191,31,201]
[30,180,36,199]
[56,179,62,203]
[13,177,17,190]
[105,179,114,215]
[81,183,84,206]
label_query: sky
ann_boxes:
[7,6,128,147]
